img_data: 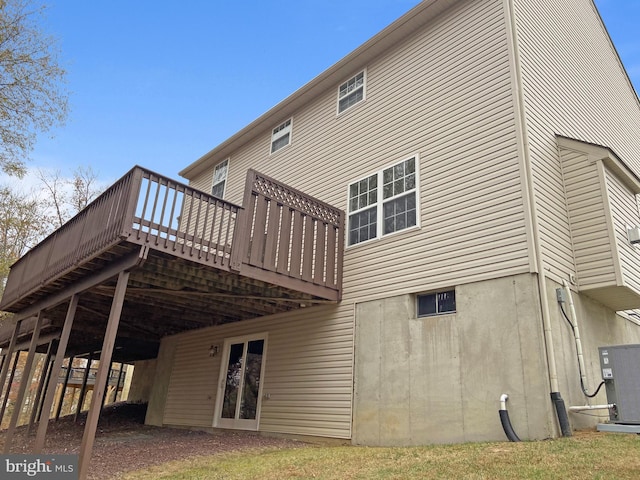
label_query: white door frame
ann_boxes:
[213,332,268,431]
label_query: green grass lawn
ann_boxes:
[122,431,639,480]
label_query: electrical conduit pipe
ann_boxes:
[562,280,590,393]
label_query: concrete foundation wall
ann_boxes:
[353,273,556,446]
[352,272,640,446]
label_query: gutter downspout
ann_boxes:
[505,0,571,437]
[539,272,571,436]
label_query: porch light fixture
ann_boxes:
[209,345,219,357]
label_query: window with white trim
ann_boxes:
[417,290,456,317]
[211,158,229,198]
[348,155,418,245]
[338,71,365,113]
[271,118,292,153]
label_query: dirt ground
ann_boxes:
[0,402,307,479]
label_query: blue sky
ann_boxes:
[25,0,640,185]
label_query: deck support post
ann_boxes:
[115,363,125,402]
[36,349,56,422]
[0,351,21,425]
[56,355,74,420]
[34,295,79,453]
[4,312,43,453]
[69,387,78,415]
[78,270,130,480]
[0,319,22,425]
[27,340,54,435]
[102,361,113,407]
[75,351,94,423]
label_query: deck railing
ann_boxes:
[1,166,241,309]
[126,168,240,266]
[1,169,137,308]
[1,167,344,310]
[58,366,124,387]
[233,170,344,296]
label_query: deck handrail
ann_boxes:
[1,168,137,308]
[233,170,344,297]
[0,167,344,311]
[58,366,123,386]
[0,166,243,310]
[124,168,241,268]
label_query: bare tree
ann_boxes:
[0,185,50,273]
[0,167,103,309]
[0,184,50,324]
[70,166,102,213]
[0,0,68,177]
[36,168,68,228]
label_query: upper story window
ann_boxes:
[338,71,365,114]
[348,155,418,245]
[211,158,229,198]
[417,290,456,317]
[271,118,292,154]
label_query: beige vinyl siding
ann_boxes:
[559,137,640,309]
[162,336,218,427]
[190,164,216,196]
[513,0,640,281]
[163,304,353,438]
[188,0,529,303]
[560,148,614,288]
[605,168,640,294]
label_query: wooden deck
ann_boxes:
[0,166,344,479]
[0,166,344,360]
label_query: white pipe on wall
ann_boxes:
[562,279,591,395]
[500,393,509,411]
[568,404,614,412]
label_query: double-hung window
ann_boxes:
[338,71,365,114]
[271,118,292,154]
[348,155,418,245]
[211,158,229,198]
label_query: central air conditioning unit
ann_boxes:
[599,344,640,424]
